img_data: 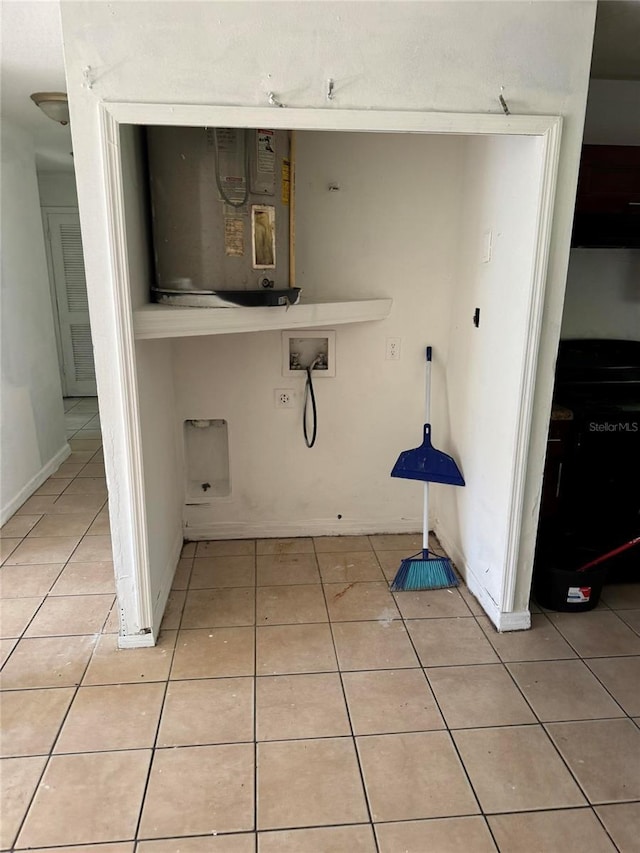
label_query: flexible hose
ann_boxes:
[303,359,320,448]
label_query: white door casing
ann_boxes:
[95,104,561,645]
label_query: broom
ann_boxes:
[390,347,464,591]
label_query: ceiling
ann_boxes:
[1,1,72,170]
[1,0,638,173]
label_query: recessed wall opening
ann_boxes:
[184,418,231,500]
[116,113,555,639]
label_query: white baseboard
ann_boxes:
[435,523,531,633]
[1,442,71,525]
[117,632,156,649]
[184,518,421,541]
[116,529,182,649]
[151,530,183,638]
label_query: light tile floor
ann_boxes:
[1,398,640,851]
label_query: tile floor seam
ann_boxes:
[582,656,640,722]
[513,804,622,853]
[505,657,629,725]
[546,609,639,659]
[317,550,380,853]
[252,547,258,839]
[474,609,581,665]
[461,613,634,814]
[131,624,181,844]
[4,411,640,851]
[399,603,487,822]
[133,555,192,844]
[532,718,596,809]
[2,594,50,645]
[8,624,101,850]
[500,654,569,726]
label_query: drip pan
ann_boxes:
[152,288,301,308]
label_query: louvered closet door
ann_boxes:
[47,212,97,396]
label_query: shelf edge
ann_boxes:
[133,298,393,340]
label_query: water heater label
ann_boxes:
[281,159,291,205]
[224,218,245,257]
[211,128,247,205]
[257,130,276,173]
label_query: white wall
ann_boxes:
[439,134,545,620]
[561,249,640,340]
[136,339,183,626]
[61,0,596,636]
[172,131,464,537]
[1,123,68,523]
[37,171,79,208]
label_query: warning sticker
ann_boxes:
[281,159,291,205]
[224,218,244,257]
[256,130,276,173]
[567,586,592,603]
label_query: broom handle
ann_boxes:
[577,535,640,572]
[425,346,432,422]
[424,347,432,555]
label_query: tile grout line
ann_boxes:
[316,538,381,853]
[3,417,108,849]
[8,626,102,849]
[468,610,605,818]
[398,595,488,831]
[581,658,637,723]
[3,482,640,852]
[132,571,184,846]
[409,580,515,846]
[252,539,258,846]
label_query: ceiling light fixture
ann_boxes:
[30,92,70,126]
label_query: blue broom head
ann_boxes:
[391,425,465,486]
[390,551,459,591]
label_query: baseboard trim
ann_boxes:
[183,519,421,541]
[117,529,182,649]
[435,524,531,633]
[152,530,183,639]
[117,632,156,649]
[1,442,71,525]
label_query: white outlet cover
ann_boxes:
[274,389,295,408]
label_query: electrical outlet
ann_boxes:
[386,337,401,361]
[275,389,295,409]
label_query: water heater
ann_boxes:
[146,127,296,307]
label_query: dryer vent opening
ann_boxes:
[184,418,230,500]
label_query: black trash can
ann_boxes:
[534,564,606,612]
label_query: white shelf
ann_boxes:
[132,298,393,340]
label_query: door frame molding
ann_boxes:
[95,102,561,643]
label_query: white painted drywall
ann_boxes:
[174,131,464,537]
[37,171,79,208]
[561,249,640,340]
[1,122,68,523]
[438,134,545,615]
[60,0,596,637]
[136,339,183,630]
